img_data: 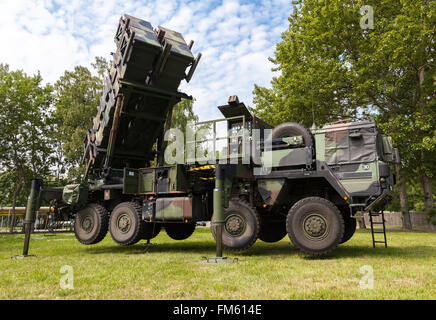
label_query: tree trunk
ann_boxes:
[9,177,23,233]
[358,214,366,229]
[420,173,434,210]
[419,171,435,230]
[396,164,412,230]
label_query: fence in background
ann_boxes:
[0,207,73,234]
[362,211,435,231]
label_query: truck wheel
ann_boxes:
[74,203,109,245]
[165,223,196,240]
[341,215,356,244]
[269,122,314,148]
[142,222,162,240]
[211,200,260,251]
[286,197,344,256]
[259,218,287,243]
[109,202,144,246]
[338,206,357,244]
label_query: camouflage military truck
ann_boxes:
[23,14,398,257]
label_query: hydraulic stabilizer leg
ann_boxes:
[199,164,236,264]
[213,164,224,258]
[18,179,43,258]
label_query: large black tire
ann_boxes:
[269,122,315,148]
[341,216,356,244]
[286,197,344,256]
[341,215,357,244]
[338,206,357,244]
[165,223,196,240]
[211,200,260,251]
[109,202,144,246]
[74,203,109,245]
[142,222,162,240]
[259,218,287,243]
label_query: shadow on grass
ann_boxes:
[296,242,436,261]
[84,238,435,261]
[86,241,217,256]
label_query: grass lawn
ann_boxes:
[0,228,435,300]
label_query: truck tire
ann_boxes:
[337,206,357,244]
[286,197,344,256]
[165,223,196,240]
[211,200,260,251]
[109,202,144,246]
[259,218,287,243]
[341,215,357,244]
[269,122,314,148]
[74,203,109,245]
[142,222,162,240]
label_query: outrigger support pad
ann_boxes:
[198,256,238,264]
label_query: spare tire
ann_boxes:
[269,122,314,149]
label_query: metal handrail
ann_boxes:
[186,116,247,163]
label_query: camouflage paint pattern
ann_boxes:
[62,184,88,205]
[154,197,192,221]
[157,26,194,59]
[257,179,285,206]
[262,147,312,168]
[311,121,393,197]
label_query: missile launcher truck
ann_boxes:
[22,14,399,256]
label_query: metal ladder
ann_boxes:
[369,211,387,248]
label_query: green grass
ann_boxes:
[0,228,435,300]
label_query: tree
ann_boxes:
[253,0,436,227]
[91,56,111,82]
[359,0,436,226]
[0,64,54,230]
[53,57,109,181]
[170,98,198,133]
[159,98,199,166]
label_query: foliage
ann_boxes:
[53,57,109,181]
[171,98,198,133]
[158,98,198,166]
[0,64,54,207]
[253,0,436,211]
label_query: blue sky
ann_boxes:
[0,0,292,120]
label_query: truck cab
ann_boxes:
[312,120,397,212]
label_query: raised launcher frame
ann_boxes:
[82,14,201,181]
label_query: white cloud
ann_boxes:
[0,0,291,121]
